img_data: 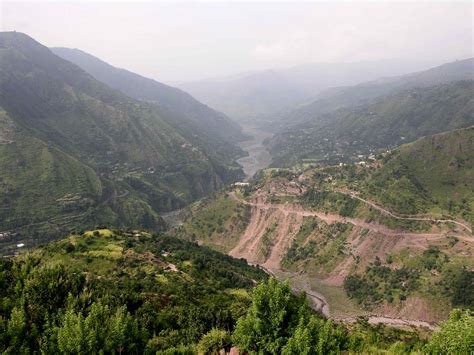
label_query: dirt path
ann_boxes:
[336,189,472,234]
[229,192,473,244]
[228,192,473,241]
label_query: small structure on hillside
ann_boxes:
[16,243,25,248]
[234,182,250,187]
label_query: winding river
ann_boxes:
[237,125,273,180]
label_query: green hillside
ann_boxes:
[51,47,246,162]
[295,127,474,223]
[0,228,266,353]
[0,32,243,248]
[364,127,474,223]
[268,58,474,131]
[0,108,102,233]
[172,192,251,253]
[268,81,474,167]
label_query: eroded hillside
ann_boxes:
[176,129,474,325]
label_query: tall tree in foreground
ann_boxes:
[232,278,348,354]
[232,278,307,353]
[425,309,474,354]
[282,316,347,355]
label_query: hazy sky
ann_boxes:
[1,1,472,83]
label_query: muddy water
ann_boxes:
[237,125,273,180]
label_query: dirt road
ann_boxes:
[337,189,472,234]
[229,192,473,242]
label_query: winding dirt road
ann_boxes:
[228,191,471,330]
[336,189,472,234]
[229,192,473,242]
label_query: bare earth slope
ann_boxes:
[225,180,473,327]
[179,128,474,328]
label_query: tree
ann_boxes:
[197,328,230,354]
[57,307,87,353]
[425,309,474,354]
[107,306,139,354]
[232,278,307,354]
[282,316,347,355]
[7,306,27,350]
[83,302,110,352]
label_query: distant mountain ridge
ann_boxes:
[267,58,474,131]
[0,32,244,247]
[178,59,441,120]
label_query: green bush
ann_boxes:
[197,328,230,354]
[425,309,474,354]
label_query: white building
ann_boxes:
[234,182,250,187]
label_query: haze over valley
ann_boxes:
[0,1,473,353]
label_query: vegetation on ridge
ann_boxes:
[268,81,474,167]
[0,229,266,353]
[4,232,472,354]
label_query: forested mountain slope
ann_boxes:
[361,127,474,222]
[0,32,243,248]
[51,47,246,161]
[268,80,474,166]
[267,58,474,131]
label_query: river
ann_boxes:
[162,125,272,226]
[237,125,273,180]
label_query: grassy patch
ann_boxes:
[259,223,278,259]
[173,192,250,253]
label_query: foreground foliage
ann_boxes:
[0,229,266,353]
[1,235,473,353]
[425,309,474,354]
[232,279,423,354]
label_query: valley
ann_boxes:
[176,127,474,329]
[1,9,473,351]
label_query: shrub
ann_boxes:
[197,328,230,354]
